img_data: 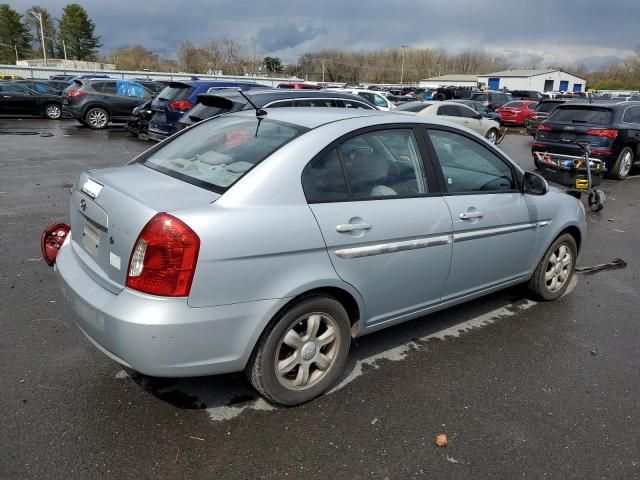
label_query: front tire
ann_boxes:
[85,107,109,130]
[528,234,577,301]
[43,103,62,119]
[247,296,351,406]
[609,146,634,180]
[485,128,498,144]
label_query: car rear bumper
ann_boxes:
[532,142,615,167]
[55,239,288,377]
[147,128,170,142]
[62,106,81,119]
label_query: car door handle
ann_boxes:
[336,222,372,233]
[459,212,484,220]
[2,95,11,98]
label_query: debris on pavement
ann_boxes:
[435,434,448,447]
[575,258,627,275]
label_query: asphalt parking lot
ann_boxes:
[1,118,639,480]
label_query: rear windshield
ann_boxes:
[142,115,307,192]
[183,103,230,123]
[537,102,563,113]
[470,93,487,101]
[503,101,524,108]
[548,107,613,124]
[157,84,194,101]
[395,102,431,112]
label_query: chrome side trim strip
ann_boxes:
[335,220,550,259]
[335,235,452,259]
[453,222,538,243]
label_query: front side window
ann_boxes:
[458,105,478,118]
[428,129,516,193]
[338,99,373,109]
[142,115,307,192]
[0,83,28,93]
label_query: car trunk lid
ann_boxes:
[69,164,219,294]
[536,106,615,147]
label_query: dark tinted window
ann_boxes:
[0,83,30,93]
[266,99,293,108]
[537,101,563,113]
[184,104,229,122]
[302,149,348,202]
[503,101,524,108]
[458,105,478,118]
[428,129,515,193]
[548,107,613,124]
[623,106,640,124]
[32,82,58,94]
[157,84,194,101]
[470,93,487,102]
[438,105,460,116]
[395,102,431,112]
[337,99,374,109]
[92,81,117,94]
[294,98,338,107]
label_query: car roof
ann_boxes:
[198,89,374,102]
[225,107,394,129]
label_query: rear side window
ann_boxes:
[503,101,524,108]
[294,98,338,107]
[537,102,562,113]
[266,100,293,108]
[549,107,613,124]
[142,115,306,192]
[622,106,640,124]
[337,99,373,109]
[157,84,194,101]
[92,82,117,95]
[438,105,460,116]
[302,149,348,202]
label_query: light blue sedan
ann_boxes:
[48,108,586,406]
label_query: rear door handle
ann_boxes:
[336,222,372,233]
[459,212,484,220]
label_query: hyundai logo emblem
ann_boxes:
[80,199,87,212]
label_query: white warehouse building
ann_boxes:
[477,69,586,93]
[419,74,479,89]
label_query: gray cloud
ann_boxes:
[8,0,639,68]
[255,24,321,52]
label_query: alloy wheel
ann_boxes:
[274,312,340,390]
[619,150,632,177]
[46,104,61,119]
[486,129,497,143]
[88,109,107,128]
[544,243,573,292]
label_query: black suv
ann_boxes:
[469,91,511,110]
[510,90,544,101]
[63,79,154,129]
[175,89,376,131]
[532,101,640,179]
[525,99,567,135]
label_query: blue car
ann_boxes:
[147,80,267,141]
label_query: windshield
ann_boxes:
[548,107,612,124]
[537,102,563,113]
[142,115,307,191]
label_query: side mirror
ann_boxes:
[522,171,548,195]
[476,113,483,120]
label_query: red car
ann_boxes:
[495,100,538,126]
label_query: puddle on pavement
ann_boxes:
[114,280,582,423]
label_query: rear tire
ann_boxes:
[609,146,633,180]
[43,103,62,120]
[528,234,577,301]
[85,107,109,130]
[246,296,351,406]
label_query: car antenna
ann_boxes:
[237,89,267,118]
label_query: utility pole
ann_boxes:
[400,45,408,85]
[0,42,19,63]
[29,10,47,66]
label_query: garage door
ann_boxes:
[488,78,500,90]
[573,83,582,92]
[559,80,569,92]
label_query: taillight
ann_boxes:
[537,124,552,132]
[126,213,200,297]
[585,128,618,139]
[67,90,86,98]
[167,100,193,112]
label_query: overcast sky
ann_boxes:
[11,0,638,70]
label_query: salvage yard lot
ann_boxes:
[1,119,639,479]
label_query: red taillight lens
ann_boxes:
[167,100,193,112]
[67,90,86,98]
[585,128,618,139]
[126,213,200,297]
[537,124,552,132]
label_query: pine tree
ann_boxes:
[24,5,57,59]
[57,3,101,61]
[0,4,32,63]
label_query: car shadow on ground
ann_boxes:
[124,285,535,417]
